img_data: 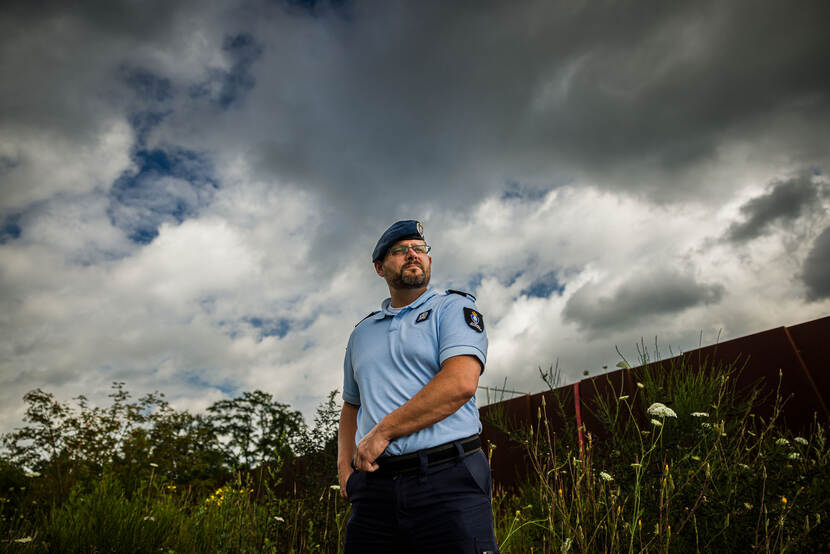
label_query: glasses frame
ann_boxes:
[387,244,431,257]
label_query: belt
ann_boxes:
[373,435,481,475]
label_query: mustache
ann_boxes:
[403,261,423,269]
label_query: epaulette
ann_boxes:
[446,289,476,301]
[355,311,379,327]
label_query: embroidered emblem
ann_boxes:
[415,309,432,323]
[416,221,424,236]
[463,307,484,333]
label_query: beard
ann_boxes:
[389,262,430,289]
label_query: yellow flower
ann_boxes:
[558,488,563,496]
[638,519,642,528]
[782,496,787,505]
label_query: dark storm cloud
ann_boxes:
[724,175,826,243]
[803,226,830,301]
[232,0,830,215]
[563,270,724,335]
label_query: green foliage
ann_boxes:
[488,349,830,553]
[207,390,304,470]
[2,363,828,552]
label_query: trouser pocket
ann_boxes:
[461,450,492,498]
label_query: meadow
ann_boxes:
[1,353,828,553]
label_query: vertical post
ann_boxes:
[573,382,585,459]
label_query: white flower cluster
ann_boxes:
[599,471,614,482]
[690,412,709,418]
[647,402,677,418]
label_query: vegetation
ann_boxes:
[1,350,828,552]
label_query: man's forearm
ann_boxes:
[378,355,480,439]
[353,355,481,471]
[338,402,359,471]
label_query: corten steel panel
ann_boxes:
[646,327,824,431]
[479,394,531,490]
[786,315,830,420]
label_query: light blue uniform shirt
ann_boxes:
[343,288,488,456]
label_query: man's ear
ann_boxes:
[373,260,384,278]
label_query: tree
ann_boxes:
[206,390,304,470]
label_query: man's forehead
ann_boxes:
[392,238,427,246]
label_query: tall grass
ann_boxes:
[3,353,829,552]
[488,351,830,553]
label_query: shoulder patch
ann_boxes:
[446,289,477,301]
[415,309,432,323]
[355,311,379,327]
[463,307,485,333]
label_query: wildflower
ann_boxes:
[149,462,159,468]
[599,471,614,482]
[744,502,753,510]
[330,485,341,491]
[637,382,645,389]
[143,516,155,522]
[638,519,642,528]
[782,497,787,505]
[23,471,41,478]
[515,510,521,517]
[274,516,285,522]
[13,537,33,544]
[738,463,750,470]
[650,418,663,427]
[562,537,573,551]
[558,488,563,495]
[690,412,709,418]
[775,438,790,447]
[630,463,642,469]
[618,395,629,401]
[691,455,701,461]
[788,452,800,460]
[647,403,677,418]
[794,437,808,446]
[701,422,712,429]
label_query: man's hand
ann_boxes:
[337,464,354,499]
[354,424,390,472]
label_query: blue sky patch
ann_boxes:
[122,66,173,102]
[501,180,550,203]
[108,148,218,244]
[521,272,565,298]
[189,33,263,109]
[0,213,22,244]
[184,371,236,396]
[246,316,292,339]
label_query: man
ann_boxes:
[337,220,498,553]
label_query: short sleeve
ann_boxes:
[438,295,488,372]
[342,338,361,405]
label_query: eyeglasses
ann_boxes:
[388,244,431,256]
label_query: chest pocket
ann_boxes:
[395,315,441,374]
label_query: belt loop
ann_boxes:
[454,439,465,462]
[418,451,428,482]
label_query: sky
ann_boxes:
[1,0,829,434]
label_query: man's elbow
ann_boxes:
[455,375,479,402]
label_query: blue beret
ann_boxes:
[372,220,425,261]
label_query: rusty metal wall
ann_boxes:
[479,314,830,489]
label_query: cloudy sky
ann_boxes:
[2,0,829,433]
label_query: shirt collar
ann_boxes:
[377,287,438,317]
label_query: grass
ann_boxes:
[2,353,829,552]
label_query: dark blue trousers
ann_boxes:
[345,448,499,553]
